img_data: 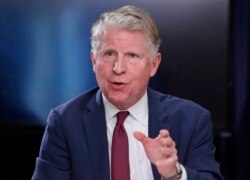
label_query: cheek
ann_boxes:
[95,62,111,77]
[131,68,151,84]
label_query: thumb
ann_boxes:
[133,131,149,144]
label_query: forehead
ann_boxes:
[100,27,149,49]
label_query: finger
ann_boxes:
[159,137,175,147]
[155,154,178,168]
[133,131,150,144]
[160,146,177,157]
[159,129,170,137]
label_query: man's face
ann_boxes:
[91,27,161,110]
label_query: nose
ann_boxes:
[113,58,126,74]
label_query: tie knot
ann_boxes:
[116,111,129,125]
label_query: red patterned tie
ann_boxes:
[111,111,130,180]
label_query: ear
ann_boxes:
[90,51,96,72]
[150,53,161,77]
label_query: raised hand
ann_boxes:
[133,129,178,178]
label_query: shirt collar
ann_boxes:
[102,95,119,120]
[102,92,148,126]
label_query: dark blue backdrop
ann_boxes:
[232,1,250,179]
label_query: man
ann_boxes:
[32,5,224,180]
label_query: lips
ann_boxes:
[114,82,123,85]
[111,82,126,90]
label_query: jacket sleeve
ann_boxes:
[31,109,71,180]
[184,110,224,180]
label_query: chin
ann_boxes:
[109,96,130,109]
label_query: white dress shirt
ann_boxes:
[102,92,187,180]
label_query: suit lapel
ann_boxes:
[148,89,171,180]
[82,90,110,180]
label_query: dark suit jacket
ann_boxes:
[32,87,224,180]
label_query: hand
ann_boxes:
[133,129,178,178]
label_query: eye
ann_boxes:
[129,53,138,58]
[102,50,117,61]
[126,52,140,62]
[104,50,115,57]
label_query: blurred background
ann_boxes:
[0,0,249,179]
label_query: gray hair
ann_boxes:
[91,5,161,57]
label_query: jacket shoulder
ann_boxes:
[54,87,100,116]
[148,88,208,113]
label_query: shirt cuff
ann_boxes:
[179,163,187,180]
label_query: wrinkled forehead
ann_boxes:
[99,26,150,49]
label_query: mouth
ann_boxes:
[114,82,124,85]
[111,82,126,90]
